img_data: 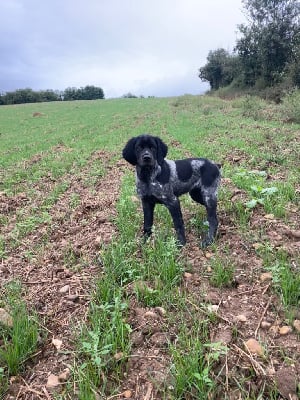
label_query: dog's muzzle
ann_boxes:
[141,151,153,165]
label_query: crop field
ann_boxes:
[0,95,299,399]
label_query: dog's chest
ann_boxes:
[137,180,173,202]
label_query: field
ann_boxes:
[0,95,299,399]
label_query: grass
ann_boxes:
[0,93,299,398]
[0,281,40,396]
[209,256,236,288]
[169,319,225,399]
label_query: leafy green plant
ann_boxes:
[77,293,131,396]
[169,320,227,399]
[246,185,278,209]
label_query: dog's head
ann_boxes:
[122,134,168,167]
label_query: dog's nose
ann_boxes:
[142,153,151,162]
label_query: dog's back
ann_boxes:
[166,158,220,197]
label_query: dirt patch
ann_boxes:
[2,153,128,399]
[0,192,29,214]
[120,301,173,399]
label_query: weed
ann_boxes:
[245,185,278,210]
[77,292,131,396]
[169,319,227,399]
[210,257,235,288]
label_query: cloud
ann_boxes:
[0,0,245,97]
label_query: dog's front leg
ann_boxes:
[202,200,218,248]
[166,199,186,246]
[142,198,155,240]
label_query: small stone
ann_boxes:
[260,272,272,282]
[114,352,124,361]
[205,252,213,259]
[244,338,264,356]
[213,329,232,345]
[46,374,60,388]
[275,367,297,399]
[155,307,166,317]
[59,285,70,294]
[207,304,219,313]
[261,321,272,329]
[293,319,300,333]
[264,214,275,220]
[66,294,79,302]
[0,308,13,327]
[236,314,247,322]
[123,390,132,398]
[144,311,159,319]
[183,272,193,280]
[52,338,63,350]
[279,326,292,335]
[58,368,70,382]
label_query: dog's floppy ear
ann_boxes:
[122,137,138,165]
[155,137,168,165]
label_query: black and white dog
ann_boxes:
[122,134,221,247]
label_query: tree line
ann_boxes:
[199,0,300,99]
[0,85,105,105]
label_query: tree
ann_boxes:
[122,92,138,98]
[198,49,240,90]
[236,0,300,86]
[63,86,104,101]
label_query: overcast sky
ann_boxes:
[0,0,246,98]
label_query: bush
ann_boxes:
[241,95,265,120]
[280,89,300,123]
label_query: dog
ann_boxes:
[122,134,221,247]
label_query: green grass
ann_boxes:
[169,319,226,399]
[209,256,236,288]
[0,94,299,398]
[0,281,40,396]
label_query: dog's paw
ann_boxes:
[200,236,214,249]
